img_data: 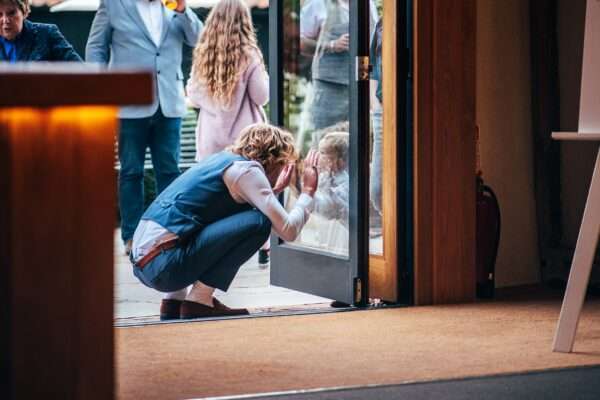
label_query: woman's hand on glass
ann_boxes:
[302,150,320,197]
[273,163,295,195]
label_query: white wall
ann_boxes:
[476,0,541,287]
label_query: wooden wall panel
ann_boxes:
[414,0,477,304]
[0,104,14,398]
[0,107,116,399]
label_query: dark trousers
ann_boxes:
[134,210,272,293]
[118,108,182,242]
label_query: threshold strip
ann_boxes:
[114,303,359,327]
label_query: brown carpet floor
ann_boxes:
[116,287,600,400]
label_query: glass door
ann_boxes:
[269,0,372,305]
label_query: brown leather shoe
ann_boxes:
[180,298,249,319]
[160,299,183,321]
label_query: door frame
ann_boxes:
[268,0,478,307]
[368,0,413,305]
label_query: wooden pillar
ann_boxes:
[0,67,151,399]
[414,0,477,304]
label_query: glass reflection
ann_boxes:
[306,0,350,130]
[369,8,383,255]
[282,0,381,256]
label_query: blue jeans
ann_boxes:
[370,108,383,214]
[134,210,272,293]
[118,109,181,242]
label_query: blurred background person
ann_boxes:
[302,0,350,131]
[369,16,383,236]
[300,0,377,131]
[0,0,81,62]
[86,0,202,256]
[187,0,268,162]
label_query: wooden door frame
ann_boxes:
[369,0,400,302]
[413,0,477,305]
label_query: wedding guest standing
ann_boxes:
[86,0,202,256]
[0,0,81,62]
[186,0,268,162]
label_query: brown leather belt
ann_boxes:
[134,237,179,269]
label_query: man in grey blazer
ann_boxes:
[86,0,202,254]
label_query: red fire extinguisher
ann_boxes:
[476,127,501,299]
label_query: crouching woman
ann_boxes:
[130,124,319,319]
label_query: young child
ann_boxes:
[313,131,350,227]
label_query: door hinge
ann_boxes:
[355,56,371,81]
[354,277,363,303]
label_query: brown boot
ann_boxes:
[180,298,249,319]
[160,299,183,321]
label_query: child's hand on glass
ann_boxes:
[302,150,320,197]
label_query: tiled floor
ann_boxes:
[114,230,333,323]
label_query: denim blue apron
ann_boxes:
[312,0,350,85]
[310,0,350,129]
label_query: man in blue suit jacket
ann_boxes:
[86,0,202,254]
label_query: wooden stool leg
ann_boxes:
[553,149,600,352]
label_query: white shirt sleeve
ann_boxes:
[223,161,314,242]
[300,0,327,39]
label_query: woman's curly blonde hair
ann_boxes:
[191,0,262,108]
[228,124,298,170]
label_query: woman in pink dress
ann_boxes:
[186,0,269,162]
[186,0,271,266]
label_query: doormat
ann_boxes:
[116,287,600,400]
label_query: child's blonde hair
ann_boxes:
[191,0,263,107]
[311,120,349,149]
[318,131,349,162]
[228,124,298,170]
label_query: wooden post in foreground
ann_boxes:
[0,65,152,399]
